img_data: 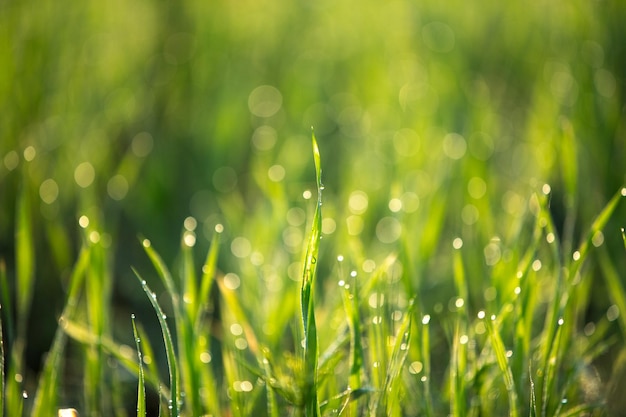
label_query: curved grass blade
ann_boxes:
[486,316,519,417]
[299,129,323,417]
[570,187,626,279]
[133,268,180,416]
[61,318,166,397]
[196,228,221,329]
[132,314,147,417]
[31,245,89,416]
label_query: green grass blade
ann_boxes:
[15,184,35,343]
[381,299,414,416]
[570,187,625,278]
[62,318,167,397]
[132,314,147,417]
[133,268,180,417]
[300,130,323,417]
[140,237,179,307]
[486,316,519,417]
[196,227,221,329]
[30,245,89,416]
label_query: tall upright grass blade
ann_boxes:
[196,228,220,328]
[133,269,180,416]
[15,184,34,346]
[570,187,625,279]
[132,314,146,417]
[62,318,167,396]
[300,129,323,417]
[486,316,519,417]
[31,245,89,416]
[380,299,414,416]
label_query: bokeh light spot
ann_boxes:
[131,132,154,157]
[3,151,19,170]
[252,126,278,150]
[248,85,283,118]
[376,217,402,243]
[268,164,285,182]
[74,162,95,188]
[468,177,487,199]
[231,237,251,258]
[39,179,59,204]
[443,133,467,160]
[107,174,129,200]
[349,190,369,214]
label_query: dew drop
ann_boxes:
[422,314,431,325]
[142,239,151,248]
[621,187,626,197]
[22,390,28,399]
[131,313,136,319]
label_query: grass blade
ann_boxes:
[486,315,519,417]
[30,245,89,416]
[300,129,323,417]
[132,314,147,417]
[570,187,626,278]
[133,268,180,416]
[381,299,414,416]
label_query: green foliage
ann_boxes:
[1,0,626,416]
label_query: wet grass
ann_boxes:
[2,0,626,415]
[2,133,625,416]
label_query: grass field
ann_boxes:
[1,0,626,416]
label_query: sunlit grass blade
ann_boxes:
[133,268,180,416]
[62,318,166,396]
[486,316,519,417]
[15,184,34,345]
[140,237,179,306]
[540,320,564,417]
[380,299,414,416]
[570,186,625,278]
[132,314,147,417]
[30,245,89,416]
[196,227,221,328]
[339,270,365,416]
[300,129,322,417]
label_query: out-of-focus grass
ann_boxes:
[1,0,626,415]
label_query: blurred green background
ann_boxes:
[1,0,625,411]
